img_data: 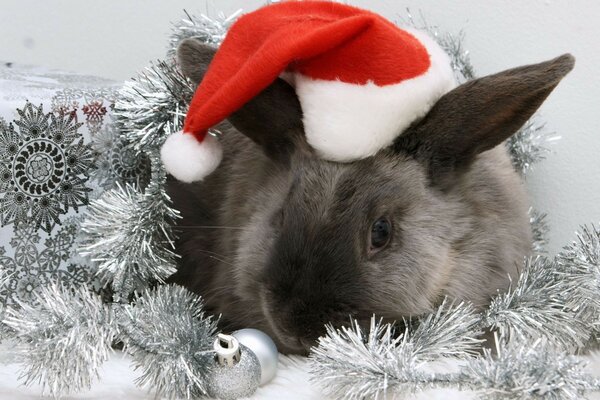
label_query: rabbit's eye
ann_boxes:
[369,217,392,253]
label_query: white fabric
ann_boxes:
[2,342,600,400]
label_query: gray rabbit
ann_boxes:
[167,38,574,354]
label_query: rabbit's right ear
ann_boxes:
[395,54,574,183]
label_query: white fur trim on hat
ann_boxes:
[293,28,456,162]
[160,131,223,183]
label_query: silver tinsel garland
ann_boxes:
[113,61,195,152]
[311,300,482,399]
[167,9,240,57]
[556,225,600,341]
[3,283,117,397]
[1,6,598,400]
[120,284,218,399]
[462,338,599,399]
[0,270,10,340]
[2,283,219,399]
[483,256,591,352]
[78,152,180,302]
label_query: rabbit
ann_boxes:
[166,37,574,354]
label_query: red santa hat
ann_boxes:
[161,1,455,182]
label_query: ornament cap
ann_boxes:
[214,333,241,367]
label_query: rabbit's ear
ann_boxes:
[395,54,574,180]
[177,38,217,84]
[177,38,303,163]
[227,78,304,164]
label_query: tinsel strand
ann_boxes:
[78,152,180,302]
[0,270,12,341]
[310,300,482,399]
[555,224,600,340]
[2,283,117,397]
[118,284,218,400]
[461,337,600,400]
[113,61,196,153]
[167,9,239,57]
[2,282,219,399]
[483,256,591,352]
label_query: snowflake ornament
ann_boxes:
[0,102,95,232]
[0,220,93,308]
[90,122,150,190]
[82,99,108,136]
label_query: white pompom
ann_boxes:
[160,131,222,182]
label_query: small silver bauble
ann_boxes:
[233,328,279,385]
[206,334,261,400]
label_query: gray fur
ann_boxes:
[169,39,574,354]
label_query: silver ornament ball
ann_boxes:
[206,335,261,400]
[233,328,279,385]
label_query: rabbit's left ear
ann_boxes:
[177,38,217,84]
[395,54,574,179]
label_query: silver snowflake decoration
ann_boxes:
[90,122,150,190]
[0,219,93,309]
[0,102,95,232]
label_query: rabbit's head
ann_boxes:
[176,38,573,352]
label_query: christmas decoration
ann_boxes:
[0,62,119,311]
[1,3,597,400]
[0,101,94,233]
[161,1,455,182]
[78,152,179,302]
[119,284,218,399]
[233,328,279,385]
[206,334,261,400]
[3,282,117,397]
[113,60,195,153]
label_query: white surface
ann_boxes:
[0,342,321,400]
[1,0,598,254]
[1,341,600,400]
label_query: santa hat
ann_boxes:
[161,1,455,182]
